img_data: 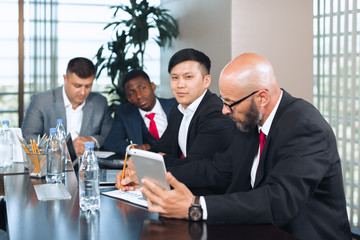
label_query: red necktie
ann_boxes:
[145,113,160,140]
[259,130,266,157]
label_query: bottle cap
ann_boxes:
[49,128,57,133]
[57,119,63,124]
[85,142,95,149]
[2,120,9,125]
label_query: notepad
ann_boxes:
[95,151,115,158]
[34,183,72,201]
[102,189,147,208]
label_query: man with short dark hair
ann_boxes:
[103,69,176,157]
[22,57,113,156]
[149,48,235,167]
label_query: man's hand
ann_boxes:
[134,144,151,151]
[141,172,194,219]
[115,158,140,191]
[73,136,96,156]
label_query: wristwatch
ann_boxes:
[188,196,203,221]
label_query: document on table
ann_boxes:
[102,189,148,208]
[34,183,72,201]
[95,151,115,158]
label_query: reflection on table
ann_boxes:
[4,172,298,240]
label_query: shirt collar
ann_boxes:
[258,90,283,136]
[139,98,162,117]
[62,85,85,110]
[177,89,207,115]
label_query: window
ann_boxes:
[314,0,360,233]
[0,0,161,127]
[0,1,19,127]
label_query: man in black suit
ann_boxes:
[116,48,235,190]
[103,69,177,157]
[138,53,351,239]
[149,48,235,167]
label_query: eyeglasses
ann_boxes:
[220,90,261,112]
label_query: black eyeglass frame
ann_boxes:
[220,90,261,112]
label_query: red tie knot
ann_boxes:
[145,113,155,120]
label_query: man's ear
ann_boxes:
[151,82,156,91]
[63,74,67,84]
[258,90,269,107]
[204,75,211,88]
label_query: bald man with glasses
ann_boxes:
[131,53,351,240]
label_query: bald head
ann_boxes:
[219,53,281,127]
[220,53,279,96]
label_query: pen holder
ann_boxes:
[26,150,46,178]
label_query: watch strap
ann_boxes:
[193,196,200,206]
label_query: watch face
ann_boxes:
[189,206,202,221]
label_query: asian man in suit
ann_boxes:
[103,69,177,157]
[133,53,351,239]
[117,48,235,192]
[148,48,235,167]
[21,57,113,156]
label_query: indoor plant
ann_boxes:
[95,0,178,110]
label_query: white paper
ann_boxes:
[34,183,72,201]
[95,151,115,158]
[102,189,147,208]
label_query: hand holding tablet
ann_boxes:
[129,148,170,200]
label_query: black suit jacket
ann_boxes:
[103,98,177,157]
[170,90,351,240]
[150,90,235,167]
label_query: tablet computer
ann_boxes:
[129,148,170,200]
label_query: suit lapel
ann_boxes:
[55,87,67,129]
[173,108,184,156]
[186,90,212,151]
[124,105,144,144]
[158,97,175,119]
[254,132,271,187]
[80,96,93,136]
[254,90,295,187]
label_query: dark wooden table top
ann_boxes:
[4,172,298,240]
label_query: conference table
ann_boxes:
[4,171,298,240]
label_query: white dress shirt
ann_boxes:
[62,86,99,147]
[200,90,283,220]
[177,90,206,157]
[63,86,84,140]
[139,98,168,138]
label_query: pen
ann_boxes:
[119,152,128,190]
[120,141,135,190]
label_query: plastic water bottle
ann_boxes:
[79,142,100,211]
[0,120,13,167]
[46,128,63,183]
[56,119,67,177]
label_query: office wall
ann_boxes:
[160,0,313,102]
[158,0,232,97]
[232,0,313,102]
